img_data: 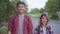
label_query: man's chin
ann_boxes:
[18,12,24,14]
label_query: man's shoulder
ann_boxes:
[10,14,16,18]
[25,14,32,21]
[11,13,17,16]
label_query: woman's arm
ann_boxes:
[50,28,53,34]
[49,26,53,34]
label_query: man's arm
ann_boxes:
[8,31,11,34]
[8,15,13,34]
[28,16,33,34]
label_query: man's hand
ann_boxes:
[8,31,11,34]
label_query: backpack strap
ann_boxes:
[25,15,29,21]
[11,14,16,33]
[25,15,30,34]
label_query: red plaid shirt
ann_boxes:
[8,13,33,34]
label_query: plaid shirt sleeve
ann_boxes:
[48,26,53,34]
[50,27,53,34]
[8,15,13,31]
[28,16,33,34]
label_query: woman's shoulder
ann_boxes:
[47,25,52,28]
[47,25,53,31]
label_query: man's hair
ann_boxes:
[17,1,25,8]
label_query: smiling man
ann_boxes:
[8,1,33,34]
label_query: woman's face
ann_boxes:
[41,16,48,25]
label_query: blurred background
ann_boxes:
[0,0,60,34]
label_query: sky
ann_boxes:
[26,0,48,12]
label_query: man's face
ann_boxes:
[17,4,25,14]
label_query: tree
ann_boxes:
[0,0,28,23]
[40,8,46,13]
[44,0,59,20]
[30,8,40,14]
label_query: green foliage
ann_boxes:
[40,8,46,13]
[30,8,40,14]
[44,0,60,20]
[0,26,8,34]
[50,14,59,20]
[0,22,8,34]
[0,0,28,23]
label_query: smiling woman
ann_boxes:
[34,14,53,34]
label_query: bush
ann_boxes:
[0,26,8,34]
[50,14,59,20]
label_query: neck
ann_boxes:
[42,24,47,27]
[18,12,24,16]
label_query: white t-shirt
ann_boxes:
[43,27,46,34]
[18,15,24,34]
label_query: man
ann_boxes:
[8,2,33,34]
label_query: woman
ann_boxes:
[34,14,53,34]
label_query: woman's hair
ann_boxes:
[39,14,49,27]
